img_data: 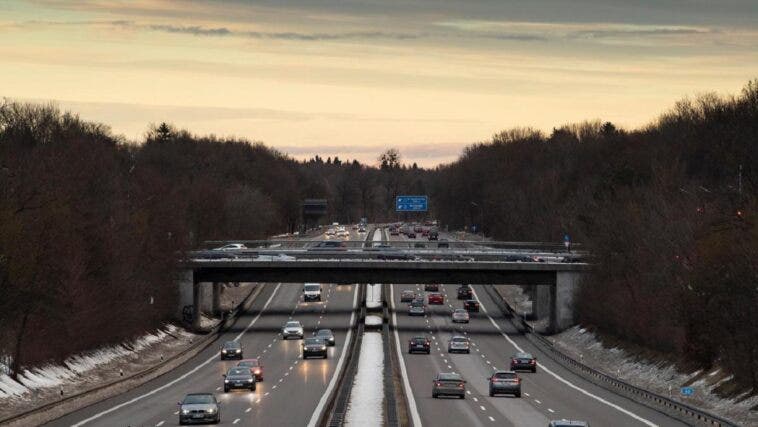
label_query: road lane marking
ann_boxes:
[71,283,283,426]
[306,284,359,427]
[155,422,164,427]
[548,408,555,413]
[233,418,240,424]
[489,416,495,422]
[245,408,252,413]
[215,386,221,391]
[524,392,530,396]
[473,397,478,402]
[173,411,179,415]
[466,390,472,395]
[471,287,658,427]
[480,405,486,411]
[264,392,270,396]
[535,399,542,404]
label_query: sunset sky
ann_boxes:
[2,0,757,166]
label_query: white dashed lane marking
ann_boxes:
[548,408,555,413]
[489,416,495,422]
[480,406,486,411]
[535,399,542,404]
[155,422,164,427]
[245,408,252,413]
[233,419,240,424]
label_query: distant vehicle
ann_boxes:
[237,358,263,381]
[504,254,536,262]
[437,240,450,248]
[463,299,480,312]
[548,421,589,427]
[424,284,439,292]
[367,245,416,260]
[447,336,470,354]
[309,241,347,251]
[282,321,304,339]
[510,352,537,373]
[352,224,359,230]
[428,231,439,240]
[407,231,416,238]
[408,336,431,354]
[220,341,243,360]
[414,242,426,248]
[303,283,322,302]
[325,228,336,236]
[400,290,417,303]
[414,225,423,233]
[432,372,466,399]
[223,366,255,392]
[390,227,399,236]
[302,337,328,359]
[457,285,472,299]
[451,309,470,323]
[358,225,367,233]
[315,329,336,346]
[427,292,444,305]
[213,243,247,251]
[178,393,220,425]
[408,301,426,316]
[256,253,296,261]
[488,371,521,397]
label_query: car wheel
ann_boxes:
[432,393,438,398]
[323,354,327,359]
[224,387,229,393]
[251,386,256,391]
[460,394,465,399]
[426,350,430,354]
[466,349,470,354]
[515,392,521,398]
[214,415,221,424]
[179,420,187,426]
[532,367,537,373]
[489,390,494,397]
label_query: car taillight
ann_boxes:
[512,359,518,364]
[254,369,261,374]
[435,382,442,386]
[530,359,536,364]
[458,383,465,388]
[516,378,521,384]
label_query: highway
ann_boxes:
[45,229,363,427]
[388,230,688,427]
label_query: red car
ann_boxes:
[237,358,263,381]
[428,293,445,305]
[463,299,480,312]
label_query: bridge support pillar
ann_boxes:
[212,282,222,316]
[530,285,552,320]
[177,270,194,320]
[192,281,202,331]
[549,271,582,333]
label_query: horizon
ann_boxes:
[2,0,757,166]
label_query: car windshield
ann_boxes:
[239,359,259,367]
[183,394,214,404]
[304,284,320,291]
[227,368,249,376]
[411,337,427,343]
[467,300,478,304]
[515,353,533,359]
[316,330,332,336]
[451,337,467,342]
[304,338,323,345]
[454,309,467,314]
[223,341,240,349]
[286,322,301,328]
[410,301,424,307]
[438,373,462,381]
[494,372,518,379]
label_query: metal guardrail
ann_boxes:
[480,285,740,427]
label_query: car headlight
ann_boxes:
[224,379,229,383]
[221,350,227,353]
[207,408,216,414]
[321,346,327,350]
[181,409,190,415]
[247,379,253,382]
[253,369,261,374]
[235,349,241,353]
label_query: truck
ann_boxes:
[303,283,323,302]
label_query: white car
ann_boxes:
[213,243,247,251]
[326,229,336,236]
[282,321,304,339]
[303,283,322,301]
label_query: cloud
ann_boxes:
[569,27,717,39]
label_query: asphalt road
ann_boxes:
[389,231,688,427]
[46,229,363,427]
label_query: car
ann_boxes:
[308,241,347,251]
[315,328,336,346]
[510,352,538,372]
[432,372,466,398]
[428,231,439,240]
[488,370,521,397]
[437,240,450,248]
[408,301,426,316]
[447,336,470,353]
[302,337,328,359]
[352,224,359,230]
[424,283,439,292]
[413,242,426,248]
[178,393,220,425]
[457,285,473,299]
[451,309,470,323]
[414,226,423,233]
[213,243,247,251]
[390,228,399,236]
[427,292,444,305]
[463,299,480,312]
[400,290,417,302]
[408,336,431,354]
[282,321,304,339]
[220,341,243,360]
[548,421,589,427]
[237,358,263,381]
[223,366,255,392]
[303,283,322,302]
[358,225,367,233]
[325,228,336,236]
[407,231,416,238]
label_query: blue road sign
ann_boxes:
[680,386,694,396]
[396,195,428,212]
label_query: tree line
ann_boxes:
[1,80,756,392]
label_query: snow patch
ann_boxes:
[344,332,384,426]
[365,315,383,326]
[366,283,382,310]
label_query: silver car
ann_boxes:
[488,370,521,397]
[447,336,471,354]
[282,321,304,339]
[178,393,220,425]
[432,372,466,399]
[451,309,470,323]
[549,421,589,427]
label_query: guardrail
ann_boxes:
[480,286,740,427]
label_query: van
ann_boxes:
[303,283,323,302]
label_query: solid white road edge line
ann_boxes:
[305,283,359,427]
[471,287,658,427]
[390,285,423,427]
[71,282,283,427]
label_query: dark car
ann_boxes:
[220,341,243,360]
[308,241,347,251]
[178,393,220,425]
[510,352,537,372]
[437,240,450,248]
[457,285,473,299]
[400,290,417,302]
[223,367,255,392]
[315,329,336,346]
[408,336,431,354]
[549,421,589,427]
[463,299,480,312]
[432,372,466,398]
[427,292,444,305]
[302,337,328,359]
[488,371,521,397]
[424,283,440,292]
[237,358,263,381]
[428,231,439,240]
[408,300,426,316]
[407,231,416,238]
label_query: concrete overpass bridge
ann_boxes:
[179,239,591,333]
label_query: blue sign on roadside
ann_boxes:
[681,387,694,396]
[396,195,428,212]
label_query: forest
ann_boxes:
[1,80,756,390]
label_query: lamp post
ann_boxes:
[470,202,484,236]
